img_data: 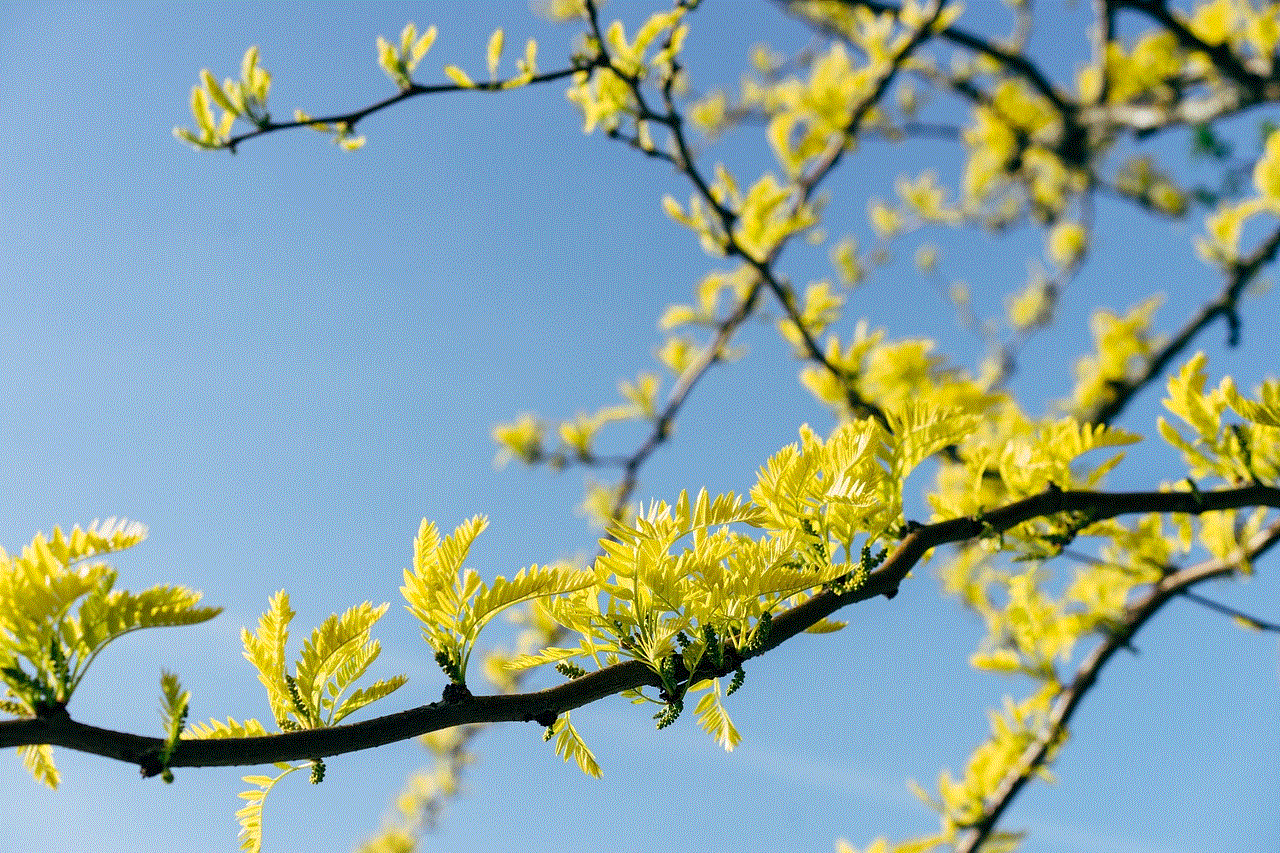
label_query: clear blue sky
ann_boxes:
[2,3,1277,852]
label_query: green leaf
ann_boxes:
[158,669,190,774]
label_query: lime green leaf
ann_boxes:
[330,674,408,724]
[410,25,438,68]
[884,402,981,480]
[492,414,542,466]
[658,303,701,330]
[549,712,602,777]
[1253,130,1280,202]
[444,65,474,88]
[1232,614,1266,631]
[1,520,216,710]
[185,716,272,739]
[190,86,215,137]
[235,764,300,853]
[803,617,847,633]
[619,372,661,418]
[202,69,238,115]
[518,37,538,75]
[970,648,1023,672]
[68,583,221,685]
[241,591,294,726]
[691,678,741,751]
[486,28,505,79]
[404,515,593,685]
[1222,376,1280,427]
[18,743,59,789]
[502,645,588,671]
[158,669,190,776]
[1047,221,1088,268]
[240,46,260,86]
[463,566,594,640]
[377,36,403,86]
[239,596,404,729]
[1163,353,1220,437]
[173,127,210,148]
[294,601,391,724]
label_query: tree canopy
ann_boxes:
[3,2,1279,852]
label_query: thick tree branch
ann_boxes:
[3,483,1276,773]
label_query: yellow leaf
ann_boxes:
[486,29,505,79]
[377,36,400,82]
[658,304,700,329]
[444,65,474,88]
[1189,0,1235,44]
[202,69,237,114]
[970,648,1023,672]
[190,86,214,137]
[19,744,59,789]
[1254,131,1280,202]
[520,38,538,75]
[1047,221,1087,268]
[551,712,603,777]
[661,194,686,222]
[398,23,417,57]
[173,127,204,148]
[868,200,902,238]
[241,46,260,83]
[411,25,438,67]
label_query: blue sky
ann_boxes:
[2,3,1278,852]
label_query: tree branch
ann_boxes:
[3,483,1276,773]
[802,0,1069,113]
[955,516,1280,853]
[1112,0,1271,96]
[1087,222,1280,426]
[215,65,591,153]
